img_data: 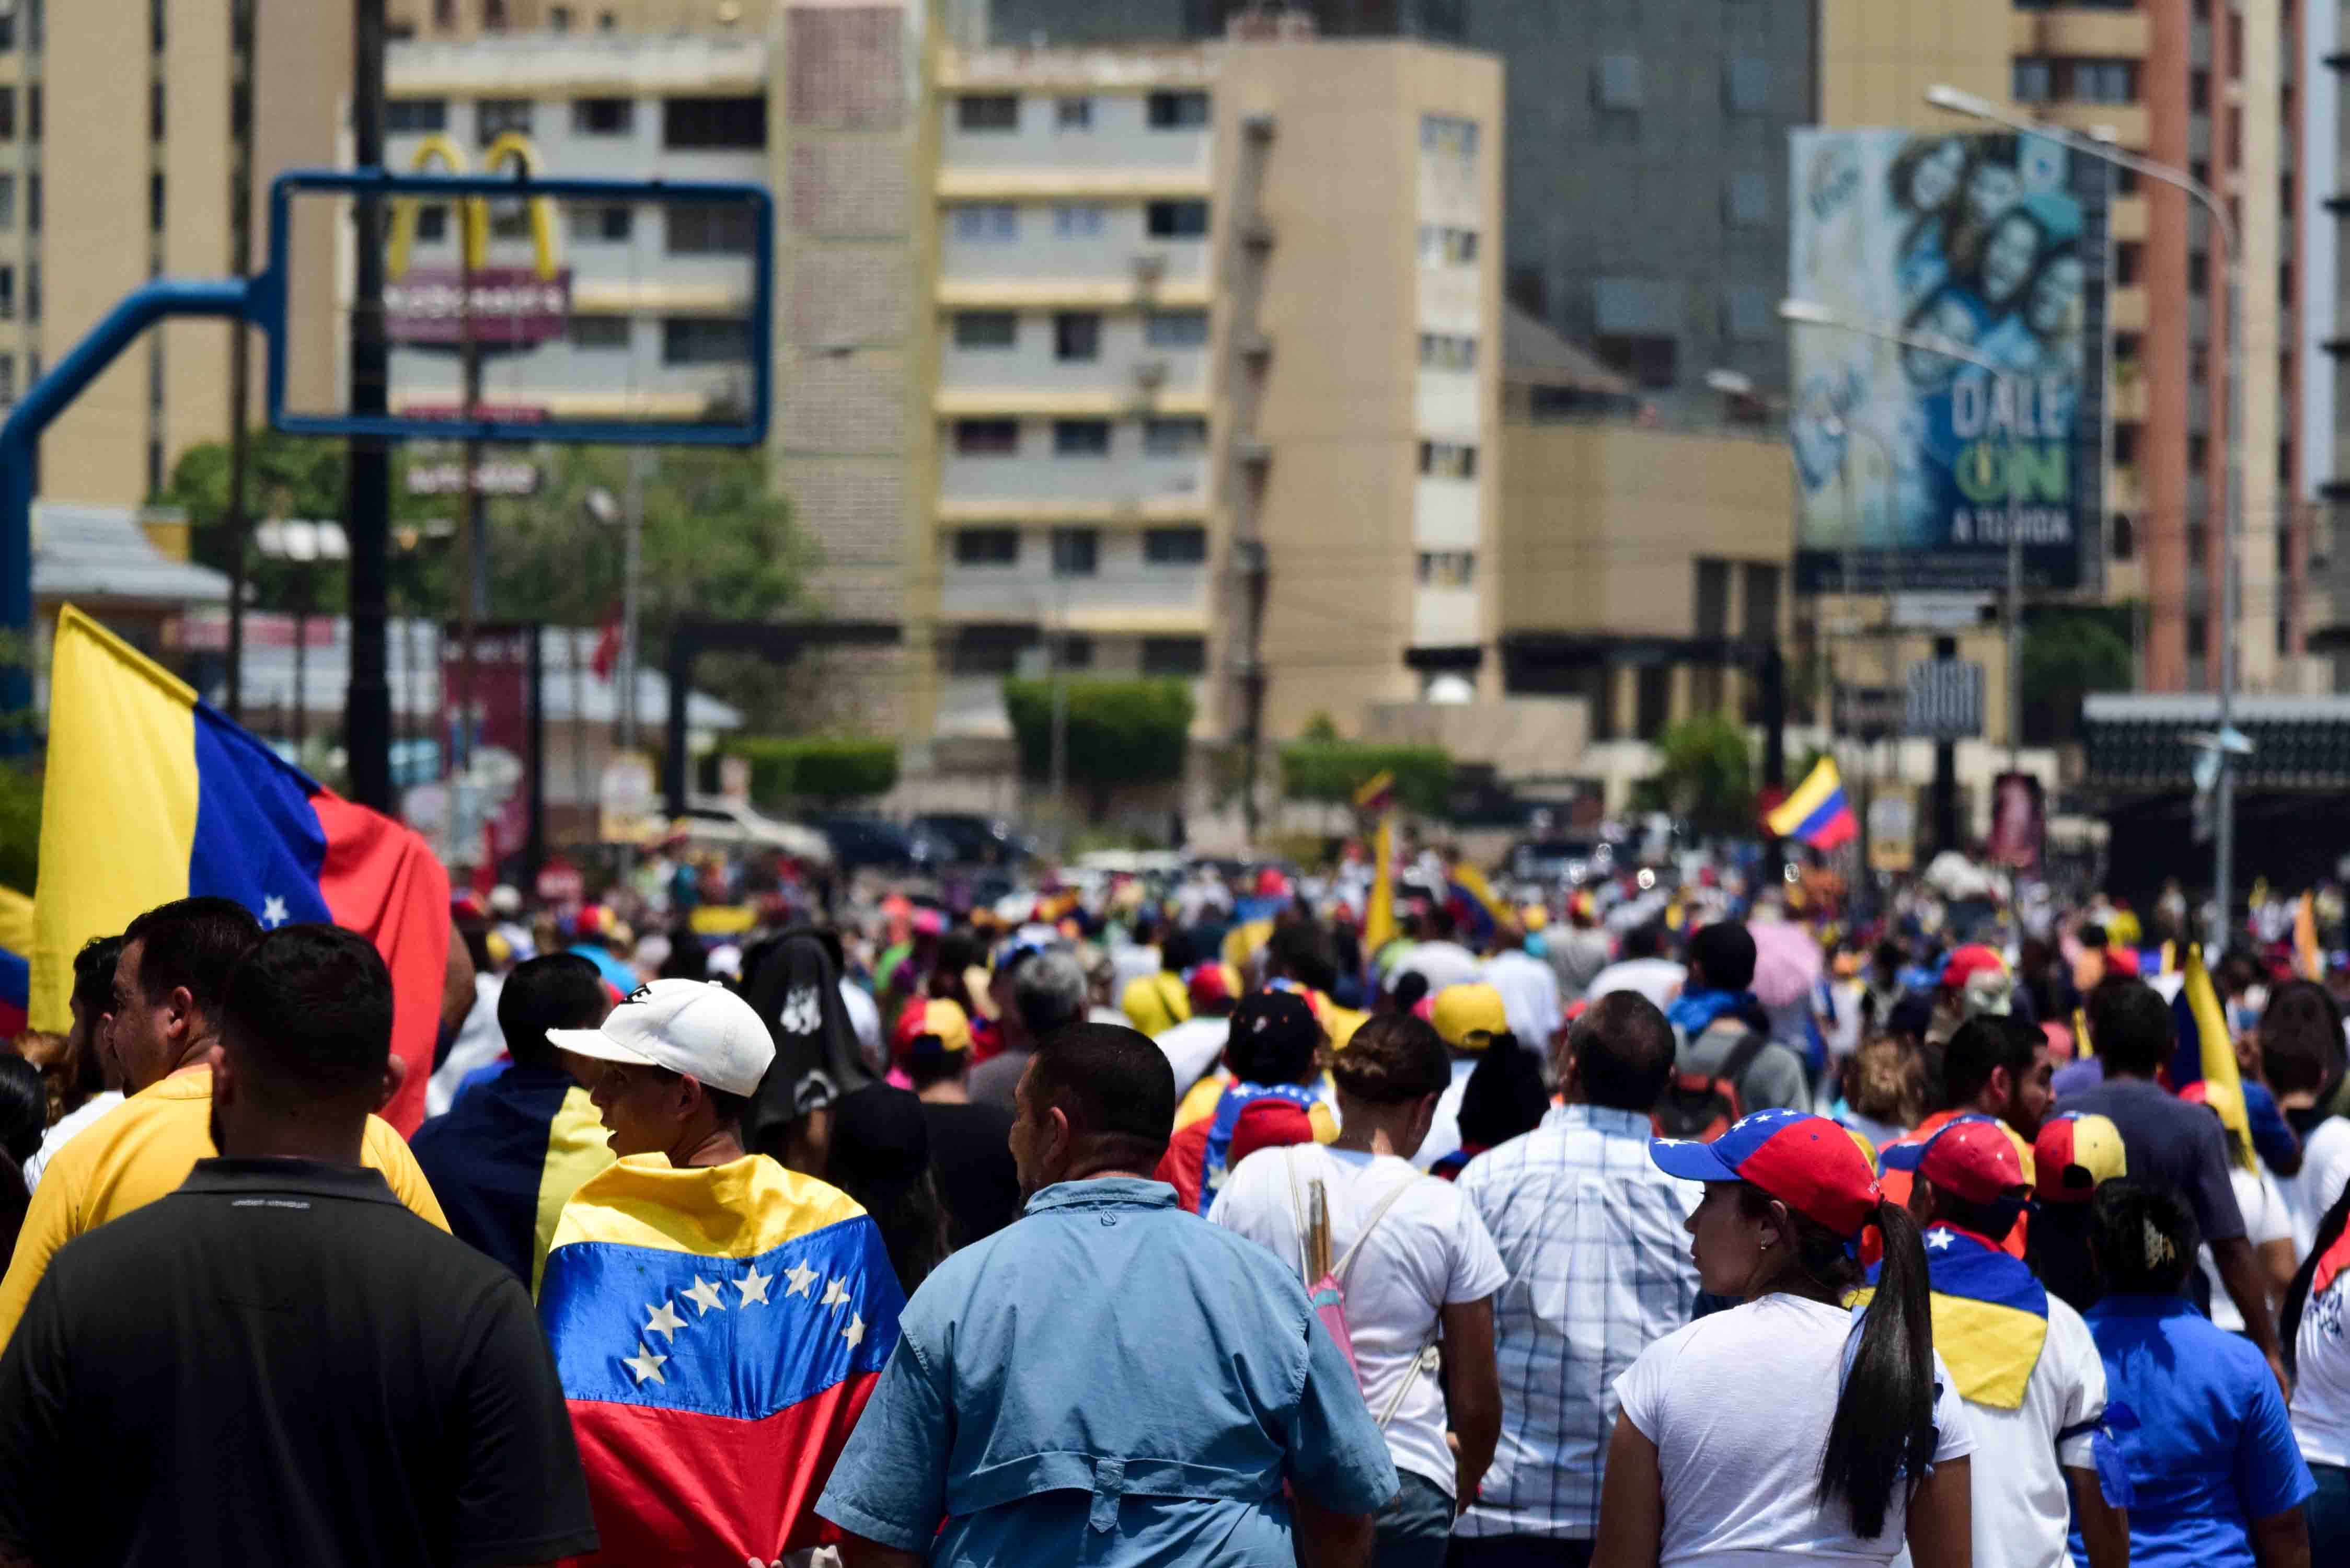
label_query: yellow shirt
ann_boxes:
[0,1065,448,1344]
[1122,971,1191,1037]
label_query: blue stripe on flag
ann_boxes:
[1790,790,1851,844]
[188,704,332,928]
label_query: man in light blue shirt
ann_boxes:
[818,1022,1398,1567]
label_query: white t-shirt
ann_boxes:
[2292,1272,2350,1468]
[1586,958,1687,1012]
[21,1089,123,1192]
[1614,1294,1975,1567]
[1483,949,1563,1046]
[1962,1293,2106,1568]
[1210,1144,1507,1495]
[1410,1057,1479,1172]
[1154,1014,1232,1100]
[1397,940,1483,993]
[2204,1165,2293,1334]
[2288,1116,2350,1258]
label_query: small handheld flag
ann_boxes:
[2170,943,2255,1171]
[1767,757,1859,850]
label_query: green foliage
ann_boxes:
[2021,610,2135,745]
[1278,742,1454,817]
[1299,711,1341,743]
[0,763,37,894]
[720,737,899,803]
[1648,712,1755,836]
[1001,678,1194,795]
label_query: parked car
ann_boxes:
[676,796,834,868]
[1506,836,1613,886]
[911,812,1034,868]
[816,815,931,874]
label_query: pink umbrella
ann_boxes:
[1749,919,1824,1009]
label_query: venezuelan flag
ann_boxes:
[539,1154,905,1563]
[30,606,451,1132]
[409,1074,616,1293]
[1863,1224,2048,1408]
[1767,757,1859,850]
[2169,943,2255,1171]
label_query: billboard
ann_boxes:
[1789,129,2108,593]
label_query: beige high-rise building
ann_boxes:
[20,0,345,508]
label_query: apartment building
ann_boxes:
[925,37,1502,748]
[1822,0,2312,698]
[17,0,345,509]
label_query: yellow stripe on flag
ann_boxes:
[1847,1289,2047,1409]
[1363,812,1397,954]
[0,885,33,958]
[1767,757,1844,839]
[531,1085,619,1297]
[31,607,203,1034]
[2183,943,2256,1171]
[549,1151,869,1263]
[2298,892,2324,984]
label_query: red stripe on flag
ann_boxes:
[314,794,452,1137]
[562,1370,880,1565]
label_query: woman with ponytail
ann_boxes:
[1593,1110,1973,1568]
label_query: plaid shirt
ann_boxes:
[1453,1104,1700,1540]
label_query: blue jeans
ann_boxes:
[1376,1471,1456,1568]
[2312,1463,2350,1568]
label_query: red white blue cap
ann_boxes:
[1651,1109,1885,1239]
[1877,1114,2033,1205]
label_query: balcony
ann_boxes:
[2009,7,2150,59]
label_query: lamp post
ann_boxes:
[1924,82,2242,953]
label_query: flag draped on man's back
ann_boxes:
[30,606,451,1132]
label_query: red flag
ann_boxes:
[591,612,623,682]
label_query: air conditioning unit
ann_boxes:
[1133,359,1169,389]
[1133,252,1169,285]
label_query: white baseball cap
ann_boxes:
[547,979,775,1098]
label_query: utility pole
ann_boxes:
[619,450,645,752]
[1237,538,1268,848]
[1932,632,1960,854]
[223,0,256,721]
[343,0,393,810]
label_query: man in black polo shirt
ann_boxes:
[0,925,599,1568]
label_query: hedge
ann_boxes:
[1001,678,1194,788]
[718,737,900,803]
[1278,743,1453,817]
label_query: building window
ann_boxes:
[1418,333,1477,371]
[1146,309,1209,348]
[1416,550,1476,587]
[567,204,631,243]
[1145,200,1209,239]
[1053,312,1101,362]
[2066,58,2136,104]
[663,96,765,149]
[149,80,165,140]
[416,205,450,243]
[1725,171,1770,228]
[0,356,13,406]
[1418,440,1477,480]
[0,11,14,49]
[660,316,750,365]
[598,10,617,29]
[387,97,447,133]
[949,631,1029,677]
[1596,333,1678,389]
[951,203,1019,243]
[24,174,35,235]
[1051,527,1100,575]
[1742,562,1781,644]
[1595,53,1643,111]
[1144,416,1207,456]
[151,0,165,49]
[1142,637,1207,677]
[0,88,18,140]
[1146,90,1209,129]
[953,418,1020,456]
[1694,559,1731,638]
[1419,114,1478,159]
[2191,69,2210,110]
[1417,225,1479,266]
[0,175,14,232]
[475,98,533,145]
[568,316,630,351]
[150,174,165,233]
[952,310,1018,350]
[1053,203,1105,238]
[1055,96,1092,130]
[667,204,756,255]
[1051,634,1096,671]
[0,267,15,319]
[1054,419,1112,457]
[549,4,574,28]
[1722,286,1775,342]
[572,97,634,136]
[958,94,1019,132]
[2012,57,2052,103]
[1724,57,1769,113]
[953,526,1019,566]
[1144,525,1206,564]
[482,0,509,27]
[26,85,38,142]
[2188,251,2209,293]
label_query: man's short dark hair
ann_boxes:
[1027,1022,1177,1170]
[122,897,264,1021]
[497,953,610,1073]
[2086,978,2173,1077]
[1265,920,1339,995]
[1571,990,1678,1112]
[1225,991,1322,1085]
[220,925,393,1111]
[71,935,122,1021]
[1687,921,1756,992]
[1941,1014,2041,1110]
[1622,923,1668,961]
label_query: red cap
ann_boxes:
[2104,947,2141,978]
[1652,1110,1885,1239]
[1187,962,1240,1010]
[1879,1114,2031,1205]
[1229,1097,1317,1166]
[1940,944,2008,991]
[2033,1112,2127,1204]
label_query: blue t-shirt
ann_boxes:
[2072,1295,2312,1568]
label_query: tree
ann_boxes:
[1278,742,1453,817]
[2021,610,2134,746]
[1001,678,1194,821]
[1645,712,1755,836]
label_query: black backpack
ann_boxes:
[1651,1031,1773,1142]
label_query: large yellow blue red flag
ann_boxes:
[1862,1224,2048,1408]
[538,1153,906,1563]
[31,605,451,1131]
[1767,757,1859,850]
[2171,943,2255,1171]
[1355,771,1398,953]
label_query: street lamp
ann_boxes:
[1779,298,2030,780]
[1925,81,2244,954]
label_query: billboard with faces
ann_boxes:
[1788,129,2108,593]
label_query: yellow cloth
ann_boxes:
[0,1065,447,1345]
[547,1150,865,1260]
[1121,971,1191,1037]
[1222,919,1274,972]
[0,884,32,959]
[1174,1070,1339,1142]
[531,1084,620,1297]
[1850,1285,2047,1410]
[1362,813,1398,954]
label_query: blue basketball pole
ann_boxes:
[0,276,270,752]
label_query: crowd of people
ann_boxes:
[2,839,2349,1567]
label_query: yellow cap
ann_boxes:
[1431,982,1510,1050]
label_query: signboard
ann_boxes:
[441,627,536,868]
[1868,792,1916,872]
[406,459,542,497]
[1789,129,2107,593]
[1905,658,1985,739]
[384,266,574,349]
[599,753,662,845]
[1892,593,1992,631]
[536,858,585,907]
[1835,683,1905,739]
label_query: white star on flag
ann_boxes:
[261,895,290,929]
[644,1298,686,1339]
[843,1311,866,1350]
[683,1276,727,1316]
[785,1261,820,1297]
[736,1264,773,1307]
[1926,1229,1955,1251]
[821,1277,851,1309]
[623,1343,668,1385]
